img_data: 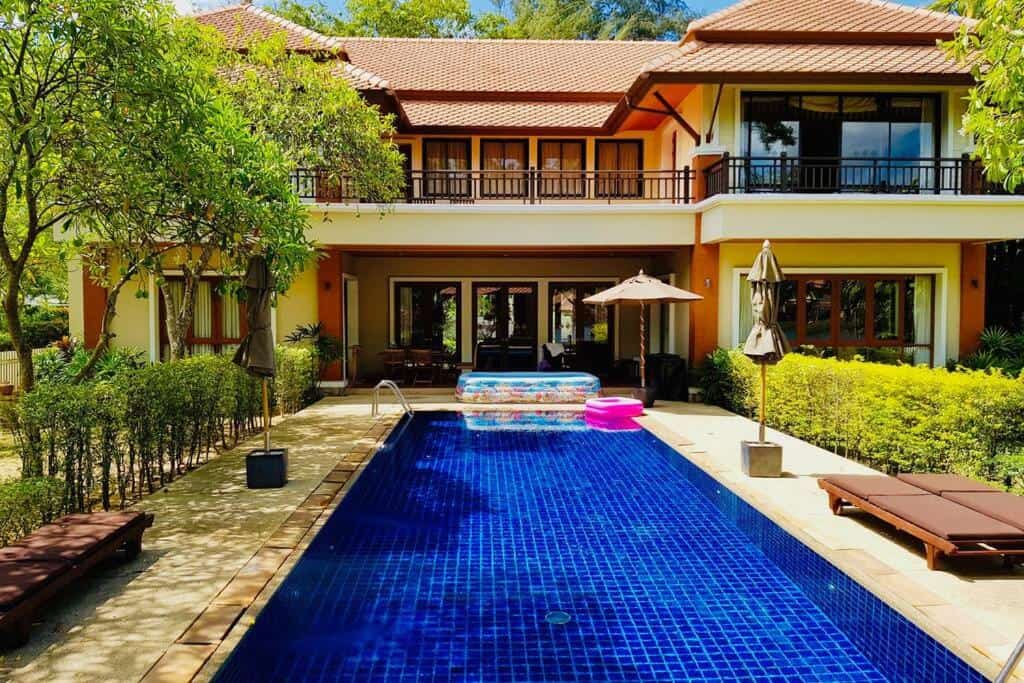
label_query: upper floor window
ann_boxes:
[596,140,643,198]
[423,139,471,197]
[741,93,938,160]
[482,139,528,198]
[539,140,585,197]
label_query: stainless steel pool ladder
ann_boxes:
[371,380,412,417]
[996,631,1024,683]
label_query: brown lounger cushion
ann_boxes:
[870,494,1024,541]
[897,473,996,495]
[821,474,929,500]
[0,523,126,562]
[55,512,145,528]
[0,560,68,608]
[943,491,1024,532]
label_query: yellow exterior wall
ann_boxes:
[718,242,962,364]
[275,263,318,341]
[67,257,85,341]
[306,207,696,248]
[108,273,154,354]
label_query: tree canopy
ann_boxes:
[268,0,694,40]
[941,0,1024,191]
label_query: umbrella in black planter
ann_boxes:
[740,240,790,477]
[584,271,702,407]
[233,255,287,488]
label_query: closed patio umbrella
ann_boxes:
[584,270,702,395]
[233,255,275,453]
[743,240,790,443]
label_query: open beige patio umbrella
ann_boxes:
[584,270,702,393]
[232,255,275,453]
[743,240,790,443]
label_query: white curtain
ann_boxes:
[738,276,753,344]
[223,292,241,339]
[913,275,933,365]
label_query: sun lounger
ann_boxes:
[818,475,1024,570]
[896,473,1024,532]
[0,511,154,647]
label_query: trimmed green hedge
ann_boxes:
[0,477,64,546]
[3,351,319,523]
[701,349,1024,492]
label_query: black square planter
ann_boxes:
[246,448,288,489]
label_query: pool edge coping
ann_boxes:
[145,414,402,683]
[634,414,1013,683]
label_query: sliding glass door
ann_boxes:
[394,282,460,354]
[474,283,537,370]
[550,283,614,375]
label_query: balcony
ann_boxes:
[291,168,695,204]
[704,153,1012,198]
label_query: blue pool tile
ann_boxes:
[215,411,984,683]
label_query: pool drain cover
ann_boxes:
[545,611,572,625]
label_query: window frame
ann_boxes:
[537,139,587,198]
[740,92,942,161]
[391,280,462,353]
[754,273,935,360]
[471,281,538,349]
[595,139,645,198]
[158,276,247,357]
[421,138,472,198]
[548,281,616,345]
[479,138,530,198]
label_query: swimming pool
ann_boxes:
[216,411,983,682]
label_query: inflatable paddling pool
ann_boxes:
[456,372,601,403]
[584,396,644,431]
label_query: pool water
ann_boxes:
[215,412,978,682]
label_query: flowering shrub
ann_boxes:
[701,349,1024,492]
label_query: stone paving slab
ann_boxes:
[0,399,389,682]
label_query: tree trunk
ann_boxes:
[3,275,33,392]
[72,265,136,383]
[157,247,213,362]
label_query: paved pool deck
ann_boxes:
[2,394,1021,681]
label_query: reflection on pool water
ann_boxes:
[215,411,983,683]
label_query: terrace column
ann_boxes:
[317,248,347,381]
[688,148,725,369]
[79,255,108,349]
[959,242,987,357]
[688,215,719,369]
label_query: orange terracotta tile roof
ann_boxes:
[330,62,391,91]
[339,38,672,94]
[194,3,345,54]
[401,99,617,130]
[687,0,968,39]
[642,40,970,80]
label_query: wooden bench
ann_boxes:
[0,511,154,647]
[819,474,1024,571]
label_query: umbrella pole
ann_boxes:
[262,377,271,453]
[639,302,646,389]
[759,362,767,443]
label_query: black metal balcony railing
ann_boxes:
[704,152,1012,198]
[291,168,695,204]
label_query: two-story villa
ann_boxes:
[69,0,1024,386]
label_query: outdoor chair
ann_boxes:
[0,511,155,647]
[379,348,407,383]
[818,473,1024,570]
[409,349,435,386]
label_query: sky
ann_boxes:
[179,0,933,21]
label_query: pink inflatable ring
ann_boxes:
[584,396,644,420]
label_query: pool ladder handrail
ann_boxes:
[996,631,1024,683]
[371,380,412,417]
